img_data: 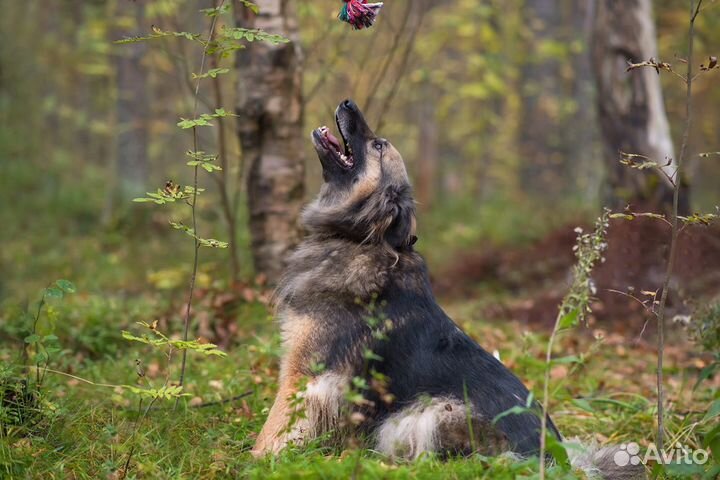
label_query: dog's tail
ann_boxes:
[565,438,647,480]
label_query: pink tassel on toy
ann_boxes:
[339,0,384,30]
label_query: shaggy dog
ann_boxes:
[253,99,644,480]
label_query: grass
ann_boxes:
[1,287,715,479]
[0,157,715,478]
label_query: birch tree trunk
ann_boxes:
[591,0,689,213]
[234,0,305,284]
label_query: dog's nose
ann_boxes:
[341,99,357,112]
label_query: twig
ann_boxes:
[165,18,215,112]
[606,288,657,313]
[191,391,253,408]
[653,0,702,452]
[120,395,161,479]
[539,311,560,480]
[375,2,428,131]
[305,48,348,104]
[362,0,413,115]
[618,150,677,188]
[350,26,380,94]
[626,57,688,84]
[124,391,254,411]
[30,289,46,384]
[304,29,351,105]
[27,367,124,389]
[176,0,226,409]
[606,288,658,341]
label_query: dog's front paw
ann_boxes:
[251,437,287,458]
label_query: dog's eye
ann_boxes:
[373,140,384,151]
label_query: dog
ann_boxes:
[252,99,644,479]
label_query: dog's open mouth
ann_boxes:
[315,124,354,169]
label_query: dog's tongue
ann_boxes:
[325,131,342,151]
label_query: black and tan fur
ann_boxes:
[252,100,644,479]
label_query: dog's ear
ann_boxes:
[380,185,416,249]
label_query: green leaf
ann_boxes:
[201,163,222,173]
[552,355,582,365]
[363,349,383,362]
[545,434,570,471]
[34,351,49,364]
[221,27,288,45]
[45,287,64,300]
[352,377,369,390]
[115,27,204,45]
[55,279,76,293]
[492,405,533,424]
[694,363,718,390]
[239,0,260,14]
[192,68,230,79]
[703,399,720,422]
[24,334,41,344]
[198,237,229,248]
[124,384,189,400]
[122,331,168,348]
[704,422,720,461]
[200,4,231,17]
[166,338,227,356]
[558,309,579,330]
[178,116,214,129]
[570,398,595,412]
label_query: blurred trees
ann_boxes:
[1,0,718,289]
[114,0,149,204]
[234,0,305,284]
[591,0,688,213]
[519,0,598,199]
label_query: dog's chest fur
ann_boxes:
[273,238,423,426]
[275,237,427,370]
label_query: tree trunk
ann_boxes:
[591,0,689,213]
[234,0,305,284]
[114,0,149,203]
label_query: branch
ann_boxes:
[626,57,688,83]
[375,3,428,131]
[176,0,226,409]
[618,150,676,187]
[363,0,413,114]
[304,29,351,105]
[652,0,701,452]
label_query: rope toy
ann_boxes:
[339,0,384,30]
